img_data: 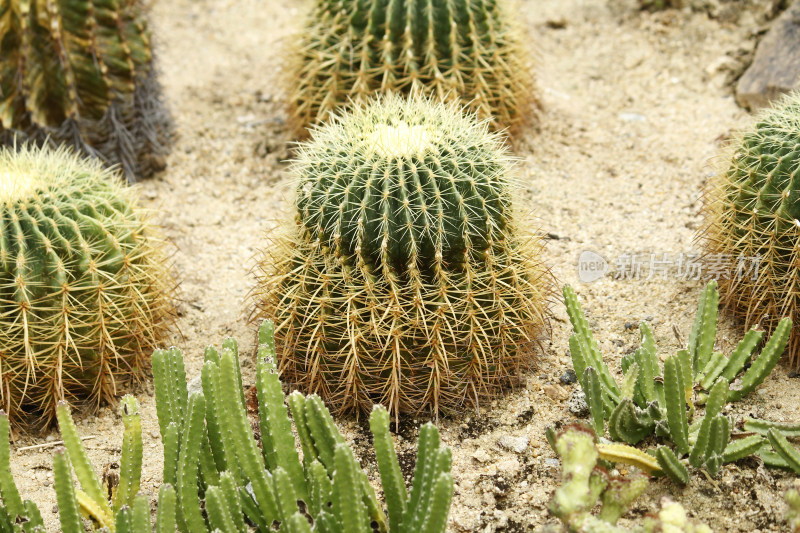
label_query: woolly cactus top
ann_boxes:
[294,95,516,272]
[0,146,119,206]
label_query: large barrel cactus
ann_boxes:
[289,0,537,139]
[254,95,549,416]
[0,0,171,182]
[701,90,800,365]
[0,145,175,428]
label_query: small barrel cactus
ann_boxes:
[701,90,800,365]
[0,0,171,182]
[289,0,538,138]
[254,94,549,416]
[0,145,175,428]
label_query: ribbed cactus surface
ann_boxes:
[0,145,175,427]
[0,0,171,182]
[290,0,537,138]
[701,90,800,365]
[255,95,549,416]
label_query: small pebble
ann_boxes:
[544,457,560,468]
[498,436,529,454]
[619,112,646,122]
[187,375,203,396]
[473,450,492,463]
[543,384,566,401]
[559,370,577,385]
[568,390,590,417]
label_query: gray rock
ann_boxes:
[498,435,529,454]
[560,369,577,385]
[736,2,800,110]
[568,389,590,417]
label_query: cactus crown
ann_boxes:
[0,145,175,427]
[0,144,104,205]
[290,0,537,137]
[295,94,514,272]
[0,0,171,181]
[701,90,800,365]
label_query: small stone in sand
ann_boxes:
[568,390,590,417]
[498,435,529,454]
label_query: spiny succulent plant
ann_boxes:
[289,0,538,139]
[151,320,453,533]
[53,396,157,532]
[700,90,800,366]
[0,0,171,182]
[253,95,550,417]
[0,410,45,532]
[0,322,453,532]
[788,489,800,532]
[547,425,711,533]
[564,281,791,482]
[0,145,175,428]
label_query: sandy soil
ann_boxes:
[7,0,800,531]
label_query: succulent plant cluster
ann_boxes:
[289,0,537,138]
[547,425,711,533]
[150,320,453,533]
[564,281,792,482]
[701,91,800,367]
[0,145,175,428]
[253,94,549,417]
[0,0,171,181]
[0,322,454,532]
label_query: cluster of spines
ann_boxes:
[0,0,171,181]
[290,0,537,137]
[564,280,792,482]
[293,96,516,271]
[701,90,800,366]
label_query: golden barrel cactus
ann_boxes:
[0,145,175,428]
[289,0,538,139]
[701,91,800,366]
[253,95,549,417]
[0,0,171,182]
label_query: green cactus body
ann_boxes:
[701,90,800,366]
[290,0,537,138]
[254,95,549,416]
[0,0,171,181]
[0,145,175,428]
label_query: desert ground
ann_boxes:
[8,0,800,530]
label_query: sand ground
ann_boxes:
[7,0,800,530]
